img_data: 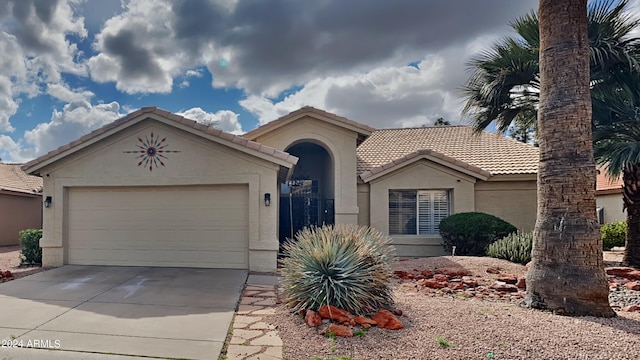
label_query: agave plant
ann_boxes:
[280,224,395,315]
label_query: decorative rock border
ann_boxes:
[225,281,284,360]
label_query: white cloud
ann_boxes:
[19,101,122,160]
[241,44,480,129]
[88,0,181,93]
[0,0,88,133]
[178,107,243,134]
[47,83,93,105]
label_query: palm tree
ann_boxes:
[593,73,640,267]
[462,0,640,137]
[525,0,615,317]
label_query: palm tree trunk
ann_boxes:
[525,0,614,317]
[623,166,640,267]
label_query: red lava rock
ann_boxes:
[421,269,434,278]
[606,267,640,280]
[436,267,470,277]
[486,266,502,274]
[497,274,518,284]
[624,281,640,291]
[433,274,449,282]
[317,305,353,323]
[450,282,465,290]
[462,277,478,288]
[393,270,414,280]
[326,323,353,337]
[305,310,323,327]
[516,277,526,289]
[490,281,519,293]
[622,305,640,312]
[610,283,619,290]
[352,316,377,326]
[372,309,404,330]
[419,278,447,289]
[393,309,403,316]
[1,270,13,278]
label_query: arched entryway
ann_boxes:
[279,141,334,244]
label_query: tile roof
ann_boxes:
[0,163,43,195]
[357,126,539,176]
[596,166,622,193]
[243,106,375,140]
[360,149,492,182]
[22,107,298,174]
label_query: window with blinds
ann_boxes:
[389,190,450,235]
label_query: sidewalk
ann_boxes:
[225,274,284,360]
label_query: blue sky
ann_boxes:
[0,0,564,162]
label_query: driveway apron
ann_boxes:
[0,265,247,360]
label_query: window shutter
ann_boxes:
[389,190,417,235]
[418,190,450,235]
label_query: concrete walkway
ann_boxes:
[225,274,284,360]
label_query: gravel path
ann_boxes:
[268,256,640,360]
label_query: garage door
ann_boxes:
[67,185,249,268]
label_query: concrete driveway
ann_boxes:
[0,265,248,360]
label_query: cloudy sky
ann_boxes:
[0,0,553,162]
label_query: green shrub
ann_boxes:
[281,224,394,315]
[19,229,42,266]
[439,212,517,256]
[487,231,533,265]
[601,221,626,251]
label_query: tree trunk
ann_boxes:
[623,166,640,267]
[524,0,614,317]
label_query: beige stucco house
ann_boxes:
[23,106,539,271]
[596,168,625,224]
[0,163,43,246]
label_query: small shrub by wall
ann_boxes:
[487,231,533,265]
[439,212,517,256]
[601,221,626,251]
[19,229,42,266]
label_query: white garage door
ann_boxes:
[67,185,249,268]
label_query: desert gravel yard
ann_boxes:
[268,256,640,360]
[0,245,50,280]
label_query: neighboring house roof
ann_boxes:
[357,126,539,177]
[0,163,43,195]
[243,106,375,144]
[596,166,623,194]
[22,107,298,178]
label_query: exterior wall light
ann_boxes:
[264,193,271,207]
[44,196,52,208]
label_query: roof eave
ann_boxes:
[244,107,375,141]
[360,150,491,183]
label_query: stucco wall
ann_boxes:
[37,118,281,271]
[368,160,476,257]
[0,193,42,246]
[250,116,360,224]
[474,180,537,231]
[596,192,625,224]
[357,182,370,227]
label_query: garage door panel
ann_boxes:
[68,249,248,268]
[69,229,248,250]
[69,210,247,231]
[67,185,249,268]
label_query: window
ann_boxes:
[389,190,450,235]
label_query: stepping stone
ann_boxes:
[250,331,283,346]
[226,344,262,359]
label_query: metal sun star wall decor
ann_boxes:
[124,132,181,172]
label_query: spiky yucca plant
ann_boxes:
[281,224,395,315]
[486,231,533,265]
